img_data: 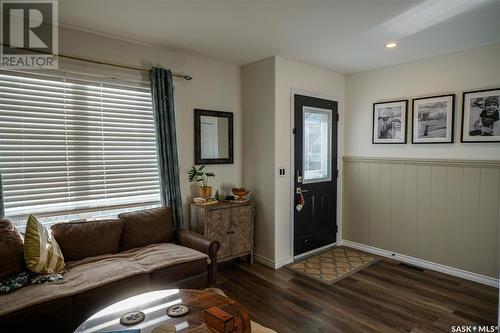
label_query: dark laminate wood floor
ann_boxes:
[216,253,498,333]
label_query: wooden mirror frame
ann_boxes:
[194,109,234,164]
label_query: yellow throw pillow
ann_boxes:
[24,215,65,274]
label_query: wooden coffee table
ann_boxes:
[74,289,251,333]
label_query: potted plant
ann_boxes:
[188,165,216,198]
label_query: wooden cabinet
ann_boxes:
[190,202,254,263]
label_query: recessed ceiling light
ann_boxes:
[385,42,398,49]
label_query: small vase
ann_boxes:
[199,186,212,199]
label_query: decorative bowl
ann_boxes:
[232,187,250,200]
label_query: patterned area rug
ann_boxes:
[287,247,378,285]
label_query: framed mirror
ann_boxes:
[194,109,234,164]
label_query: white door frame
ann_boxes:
[289,88,344,261]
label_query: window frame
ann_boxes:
[0,69,161,227]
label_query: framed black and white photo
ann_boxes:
[412,94,455,144]
[461,88,500,143]
[372,100,407,144]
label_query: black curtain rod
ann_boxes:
[1,44,193,80]
[59,53,193,80]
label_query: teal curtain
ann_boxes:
[0,173,4,219]
[150,68,184,229]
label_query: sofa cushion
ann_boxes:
[51,219,123,262]
[0,243,208,317]
[73,273,152,324]
[0,219,25,281]
[118,207,173,251]
[24,215,65,274]
[0,294,74,333]
[151,258,206,288]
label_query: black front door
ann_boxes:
[294,94,338,256]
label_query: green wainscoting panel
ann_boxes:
[390,164,405,254]
[478,168,499,277]
[404,165,418,258]
[343,157,500,279]
[358,162,370,246]
[379,164,392,251]
[368,163,381,248]
[416,165,431,261]
[444,167,463,270]
[461,167,481,274]
[429,166,446,265]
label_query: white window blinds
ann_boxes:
[0,70,161,220]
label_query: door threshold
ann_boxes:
[293,242,337,261]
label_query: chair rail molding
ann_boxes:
[343,156,500,168]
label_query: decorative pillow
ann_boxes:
[24,215,65,274]
[51,219,123,261]
[0,272,31,294]
[118,207,173,251]
[0,218,26,281]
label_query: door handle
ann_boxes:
[296,188,309,194]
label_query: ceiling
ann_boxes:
[58,0,500,74]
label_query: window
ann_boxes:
[303,106,332,183]
[0,70,160,226]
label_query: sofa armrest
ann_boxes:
[174,229,220,285]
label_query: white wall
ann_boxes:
[241,57,345,266]
[59,27,242,223]
[346,43,500,160]
[274,57,346,265]
[241,57,276,262]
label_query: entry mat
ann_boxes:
[287,247,378,285]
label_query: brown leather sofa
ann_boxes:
[0,207,220,333]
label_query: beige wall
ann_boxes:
[241,58,276,262]
[343,44,500,280]
[346,43,500,159]
[59,27,242,223]
[343,157,500,279]
[274,57,345,264]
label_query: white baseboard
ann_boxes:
[254,254,275,268]
[275,257,293,268]
[340,240,499,288]
[254,254,293,269]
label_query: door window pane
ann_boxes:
[303,106,331,183]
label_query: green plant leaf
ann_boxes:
[188,166,201,183]
[187,165,215,185]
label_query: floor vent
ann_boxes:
[398,263,424,272]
